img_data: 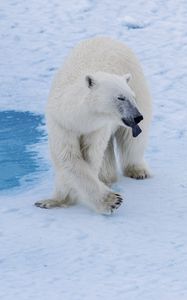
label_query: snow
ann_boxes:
[0,0,187,299]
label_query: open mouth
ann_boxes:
[131,124,142,137]
[121,118,142,138]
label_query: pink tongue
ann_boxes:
[132,125,142,137]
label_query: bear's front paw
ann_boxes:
[35,199,57,209]
[97,192,123,215]
[35,199,70,209]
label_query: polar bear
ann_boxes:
[35,37,152,214]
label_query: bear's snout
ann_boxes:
[121,113,143,128]
[121,111,143,138]
[134,114,143,125]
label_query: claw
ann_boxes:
[35,202,48,209]
[116,200,121,205]
[115,193,121,197]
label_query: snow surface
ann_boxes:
[0,0,187,299]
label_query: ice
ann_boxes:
[0,0,187,299]
[121,16,149,30]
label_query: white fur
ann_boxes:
[35,37,152,214]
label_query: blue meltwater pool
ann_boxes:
[0,110,46,190]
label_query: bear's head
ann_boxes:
[84,72,143,137]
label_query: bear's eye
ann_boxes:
[117,96,126,101]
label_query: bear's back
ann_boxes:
[49,37,152,121]
[53,37,142,89]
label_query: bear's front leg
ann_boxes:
[35,163,80,209]
[35,198,72,209]
[94,191,123,214]
[59,157,123,215]
[80,127,118,185]
[42,123,123,214]
[35,192,76,209]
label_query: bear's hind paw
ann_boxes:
[125,164,151,180]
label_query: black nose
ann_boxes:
[134,115,143,124]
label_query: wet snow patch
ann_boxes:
[0,110,46,190]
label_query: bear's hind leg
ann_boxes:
[125,161,151,179]
[115,127,151,180]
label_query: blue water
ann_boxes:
[0,111,46,190]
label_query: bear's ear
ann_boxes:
[123,73,132,83]
[85,75,96,88]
